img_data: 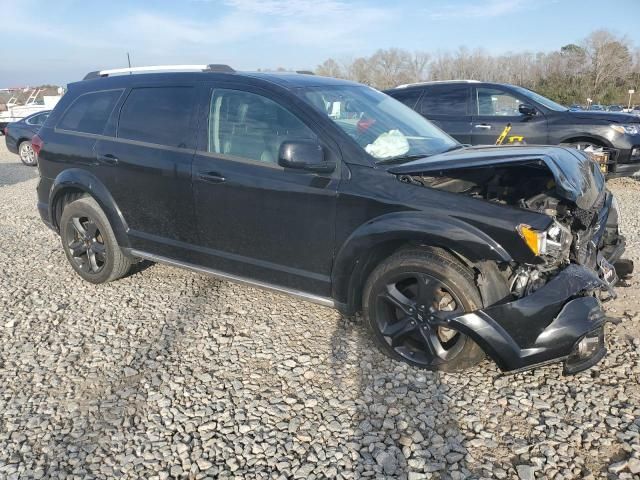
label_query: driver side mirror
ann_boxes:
[519,104,537,116]
[278,140,335,173]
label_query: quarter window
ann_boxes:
[476,88,523,116]
[208,89,315,164]
[118,87,196,148]
[419,85,469,116]
[58,90,122,135]
[389,90,422,109]
[26,112,49,126]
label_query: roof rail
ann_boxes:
[295,70,314,75]
[395,79,480,88]
[83,64,235,80]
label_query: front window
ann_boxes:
[510,86,568,112]
[208,89,316,164]
[298,85,458,162]
[476,88,523,116]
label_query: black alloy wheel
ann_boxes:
[59,197,132,283]
[65,216,107,274]
[375,271,467,367]
[364,248,486,371]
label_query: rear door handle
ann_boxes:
[96,153,119,165]
[197,171,226,184]
[474,124,492,130]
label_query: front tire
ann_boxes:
[363,248,485,372]
[60,197,132,284]
[18,140,37,166]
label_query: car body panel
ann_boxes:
[445,264,605,371]
[35,71,629,374]
[389,144,605,210]
[4,110,51,154]
[385,82,640,176]
[470,85,549,145]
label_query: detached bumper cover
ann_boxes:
[444,264,608,373]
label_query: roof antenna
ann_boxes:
[127,52,132,73]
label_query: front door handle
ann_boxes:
[96,153,119,165]
[474,124,492,130]
[197,171,226,184]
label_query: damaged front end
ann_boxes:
[391,146,633,374]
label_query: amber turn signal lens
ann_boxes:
[517,224,544,256]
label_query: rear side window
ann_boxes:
[418,85,469,116]
[118,87,196,148]
[58,90,122,135]
[26,112,49,126]
[388,90,422,109]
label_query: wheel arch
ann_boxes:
[49,169,130,248]
[559,134,613,148]
[16,137,32,148]
[332,213,512,315]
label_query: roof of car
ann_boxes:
[72,68,360,91]
[386,80,516,92]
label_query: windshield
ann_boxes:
[511,86,568,112]
[297,85,458,162]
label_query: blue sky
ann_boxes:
[2,0,639,86]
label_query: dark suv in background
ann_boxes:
[385,81,640,177]
[34,65,630,375]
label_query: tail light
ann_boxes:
[2,127,7,136]
[32,134,44,156]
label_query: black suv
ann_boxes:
[35,65,631,375]
[385,81,640,177]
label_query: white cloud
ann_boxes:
[108,1,395,57]
[0,0,397,83]
[224,0,349,17]
[429,0,531,19]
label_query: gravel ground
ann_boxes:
[0,141,639,480]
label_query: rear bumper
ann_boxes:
[4,133,18,154]
[38,200,55,231]
[609,160,640,178]
[37,176,56,231]
[608,142,640,177]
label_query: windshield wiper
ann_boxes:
[376,144,467,165]
[375,154,431,166]
[442,144,468,153]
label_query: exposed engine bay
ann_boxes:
[397,161,622,299]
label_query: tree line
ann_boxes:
[315,30,640,106]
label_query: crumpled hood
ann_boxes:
[388,145,605,210]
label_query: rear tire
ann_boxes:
[60,197,131,284]
[363,248,485,372]
[18,140,37,166]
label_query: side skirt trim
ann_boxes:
[128,249,336,309]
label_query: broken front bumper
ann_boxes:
[442,264,613,374]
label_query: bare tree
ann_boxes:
[369,48,413,89]
[313,29,637,105]
[583,30,632,100]
[407,51,431,82]
[316,58,344,79]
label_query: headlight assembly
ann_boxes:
[517,221,571,258]
[610,124,640,135]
